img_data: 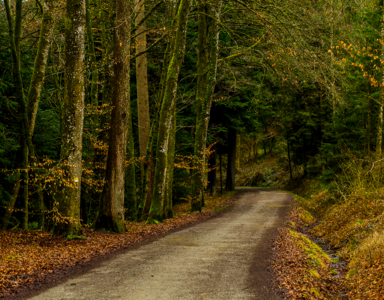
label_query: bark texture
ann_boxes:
[149,0,191,222]
[135,0,151,162]
[96,0,131,232]
[54,0,86,236]
[163,106,176,219]
[191,0,221,211]
[86,0,99,106]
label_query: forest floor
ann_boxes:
[0,191,239,299]
[6,188,292,300]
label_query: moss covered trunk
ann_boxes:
[191,0,221,212]
[148,0,191,222]
[53,0,86,236]
[163,106,176,219]
[125,109,137,220]
[96,0,131,232]
[27,0,54,137]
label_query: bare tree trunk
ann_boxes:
[149,0,191,222]
[53,0,86,236]
[191,0,221,212]
[96,0,132,232]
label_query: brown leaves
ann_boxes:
[271,204,345,299]
[0,193,237,298]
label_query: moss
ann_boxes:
[290,230,331,270]
[309,269,320,278]
[298,208,316,225]
[346,269,356,279]
[310,287,323,298]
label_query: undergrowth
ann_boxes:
[242,152,384,299]
[288,157,384,299]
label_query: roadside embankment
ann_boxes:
[273,177,384,299]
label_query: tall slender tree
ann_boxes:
[97,0,132,232]
[135,0,151,170]
[4,0,31,230]
[191,0,221,212]
[149,0,191,222]
[54,0,86,236]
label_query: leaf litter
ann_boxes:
[0,192,237,298]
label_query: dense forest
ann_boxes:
[0,0,382,232]
[3,0,384,298]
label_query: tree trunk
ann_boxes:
[135,0,151,172]
[149,0,191,222]
[86,0,99,106]
[191,0,221,212]
[125,109,136,220]
[163,106,176,219]
[226,127,236,191]
[53,0,86,236]
[139,3,177,221]
[27,0,54,137]
[208,147,217,195]
[96,0,131,232]
[4,0,30,230]
[27,0,55,230]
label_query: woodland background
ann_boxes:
[3,0,384,298]
[0,0,383,247]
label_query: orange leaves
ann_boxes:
[0,193,237,298]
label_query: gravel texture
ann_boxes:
[27,188,292,300]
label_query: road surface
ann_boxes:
[27,188,292,300]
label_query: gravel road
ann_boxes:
[27,188,292,300]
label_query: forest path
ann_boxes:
[28,188,292,300]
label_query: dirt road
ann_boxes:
[27,188,292,300]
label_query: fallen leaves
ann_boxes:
[271,204,346,299]
[0,192,237,298]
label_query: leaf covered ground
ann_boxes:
[0,192,236,298]
[272,202,347,299]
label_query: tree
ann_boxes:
[149,0,191,222]
[96,0,132,232]
[191,0,221,212]
[54,0,86,236]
